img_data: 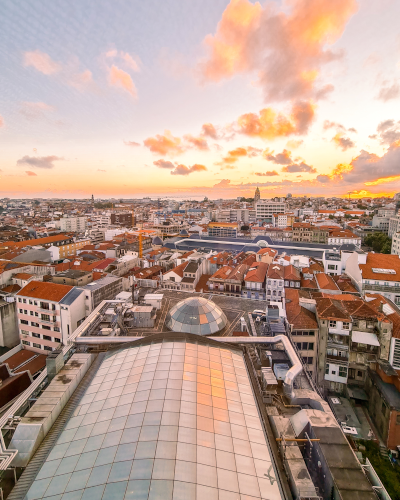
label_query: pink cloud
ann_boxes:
[23,50,61,75]
[25,171,37,176]
[108,65,137,98]
[0,115,4,127]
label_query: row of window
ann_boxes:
[20,320,59,332]
[21,330,60,342]
[22,340,53,351]
[296,342,314,351]
[19,309,57,321]
[329,320,350,329]
[18,298,56,309]
[292,330,315,336]
[326,365,348,377]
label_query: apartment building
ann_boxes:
[16,281,86,354]
[59,215,87,232]
[255,199,286,221]
[81,275,124,312]
[346,252,400,305]
[327,229,361,247]
[207,222,238,238]
[292,222,312,242]
[48,238,91,260]
[266,264,285,301]
[110,212,134,226]
[272,213,295,228]
[314,295,392,393]
[242,262,268,300]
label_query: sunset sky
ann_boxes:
[1,0,400,199]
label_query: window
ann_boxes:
[357,370,363,378]
[42,325,51,330]
[332,370,336,375]
[296,343,302,350]
[342,322,350,330]
[19,309,23,313]
[29,300,33,305]
[20,329,29,335]
[325,365,329,374]
[18,298,22,303]
[31,322,39,327]
[20,320,28,325]
[44,346,53,351]
[24,310,27,314]
[329,320,337,328]
[23,299,26,303]
[22,340,30,346]
[40,302,49,310]
[32,333,40,338]
[30,311,34,316]
[41,314,50,321]
[33,343,42,349]
[339,366,347,377]
[308,342,314,350]
[43,335,52,341]
[54,327,60,332]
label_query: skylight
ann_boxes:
[372,268,396,274]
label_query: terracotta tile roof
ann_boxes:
[1,284,21,293]
[315,295,382,322]
[332,275,359,294]
[284,265,300,281]
[92,258,116,270]
[360,253,400,282]
[209,266,235,281]
[134,265,163,280]
[16,280,73,301]
[1,233,72,249]
[328,229,359,239]
[315,273,339,291]
[366,294,400,337]
[12,273,34,280]
[300,278,317,289]
[267,264,284,280]
[166,261,188,278]
[285,289,318,329]
[245,262,268,283]
[257,247,277,256]
[195,274,211,293]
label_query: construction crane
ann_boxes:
[138,231,143,258]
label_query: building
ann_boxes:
[207,222,238,238]
[391,231,400,255]
[16,281,86,354]
[254,186,260,202]
[292,222,312,242]
[110,212,134,226]
[242,262,268,300]
[0,299,19,347]
[372,215,390,234]
[272,213,295,229]
[48,238,91,260]
[266,264,285,301]
[59,216,87,232]
[327,229,361,247]
[255,199,286,221]
[346,251,400,305]
[81,275,124,312]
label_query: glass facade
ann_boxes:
[24,339,282,500]
[165,297,228,335]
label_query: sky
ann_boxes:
[1,0,400,200]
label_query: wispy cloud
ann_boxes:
[16,155,63,169]
[255,170,279,177]
[23,50,61,75]
[19,102,55,121]
[377,81,400,102]
[25,171,37,176]
[124,140,140,147]
[171,164,207,175]
[108,65,137,98]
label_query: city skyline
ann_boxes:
[1,0,400,199]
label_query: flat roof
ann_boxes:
[23,336,284,500]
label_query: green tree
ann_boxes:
[364,232,392,253]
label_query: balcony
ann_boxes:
[39,318,59,327]
[327,339,349,350]
[326,354,349,366]
[363,283,399,294]
[38,306,57,313]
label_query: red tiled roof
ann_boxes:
[245,262,268,283]
[16,280,73,301]
[360,253,400,282]
[315,273,339,291]
[12,273,34,280]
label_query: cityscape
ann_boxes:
[1,0,400,499]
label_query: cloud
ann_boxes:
[220,165,237,170]
[214,179,231,188]
[221,147,248,164]
[377,81,400,102]
[236,100,315,139]
[25,171,37,176]
[0,115,4,127]
[264,149,293,165]
[323,120,346,131]
[106,50,140,72]
[124,140,140,147]
[286,139,303,149]
[316,174,330,183]
[97,169,106,172]
[282,162,316,173]
[171,164,207,175]
[255,170,279,176]
[23,50,61,75]
[144,131,184,156]
[108,65,137,98]
[375,119,400,145]
[153,159,175,169]
[332,133,356,151]
[68,69,94,91]
[198,0,357,102]
[201,123,219,139]
[19,102,55,121]
[16,155,63,169]
[184,134,209,150]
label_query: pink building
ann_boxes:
[16,281,86,354]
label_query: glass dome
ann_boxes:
[165,296,228,335]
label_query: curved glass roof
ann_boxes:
[165,297,228,336]
[23,339,282,500]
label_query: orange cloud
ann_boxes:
[198,0,357,102]
[68,69,94,91]
[171,164,207,175]
[108,65,137,98]
[106,50,140,72]
[222,147,248,163]
[25,171,37,176]
[332,133,355,151]
[23,50,61,75]
[144,131,184,156]
[237,101,315,139]
[255,170,279,176]
[202,123,219,139]
[184,134,209,150]
[365,175,400,186]
[286,139,303,149]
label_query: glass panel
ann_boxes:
[74,451,99,471]
[152,459,175,480]
[130,459,154,480]
[124,479,151,499]
[101,480,128,500]
[108,461,132,482]
[64,468,91,493]
[115,443,137,463]
[85,464,112,488]
[148,479,173,500]
[174,460,197,483]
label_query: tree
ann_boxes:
[241,225,250,231]
[364,232,392,254]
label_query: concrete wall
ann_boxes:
[0,300,19,347]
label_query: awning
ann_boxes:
[352,331,380,346]
[347,386,369,401]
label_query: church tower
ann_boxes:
[254,186,260,203]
